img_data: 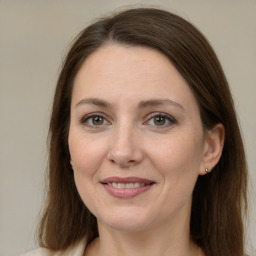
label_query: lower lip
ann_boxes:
[102,184,153,198]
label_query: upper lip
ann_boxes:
[101,176,155,185]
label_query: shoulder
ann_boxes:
[20,238,87,256]
[20,248,52,256]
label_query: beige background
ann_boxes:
[0,1,255,255]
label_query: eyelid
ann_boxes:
[144,112,176,127]
[79,112,176,130]
[80,112,111,128]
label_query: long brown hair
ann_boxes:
[39,8,248,256]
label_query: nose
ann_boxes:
[107,123,144,168]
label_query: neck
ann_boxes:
[85,214,203,256]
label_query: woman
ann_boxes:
[22,8,248,256]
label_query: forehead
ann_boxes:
[75,44,181,86]
[72,44,198,112]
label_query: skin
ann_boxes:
[68,44,224,256]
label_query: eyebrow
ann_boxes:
[75,98,111,108]
[75,98,184,110]
[138,99,184,110]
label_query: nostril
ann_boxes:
[107,143,144,167]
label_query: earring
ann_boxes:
[205,168,210,173]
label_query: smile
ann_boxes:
[107,182,146,188]
[101,177,155,198]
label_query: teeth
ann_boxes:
[118,183,125,189]
[134,183,140,188]
[107,182,146,188]
[126,183,134,188]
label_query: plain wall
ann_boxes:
[0,1,255,255]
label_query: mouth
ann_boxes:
[106,182,148,189]
[100,177,155,198]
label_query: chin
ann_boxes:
[97,210,155,232]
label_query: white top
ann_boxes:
[20,238,86,256]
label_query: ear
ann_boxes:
[199,123,225,175]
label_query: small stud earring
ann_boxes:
[205,168,210,173]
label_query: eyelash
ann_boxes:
[80,112,176,129]
[145,113,176,128]
[80,113,110,129]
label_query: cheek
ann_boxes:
[151,135,203,171]
[68,132,107,211]
[69,132,107,175]
[148,133,203,192]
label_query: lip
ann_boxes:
[101,176,155,184]
[100,176,155,199]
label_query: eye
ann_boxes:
[153,115,167,125]
[146,113,176,128]
[81,114,110,129]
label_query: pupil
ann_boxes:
[93,116,103,125]
[154,116,165,125]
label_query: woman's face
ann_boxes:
[69,44,209,232]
